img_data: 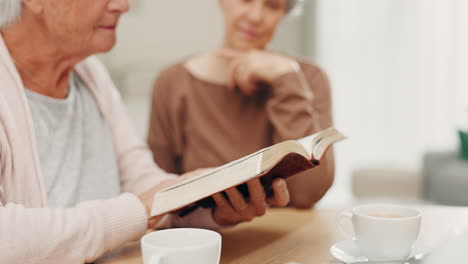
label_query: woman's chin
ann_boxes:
[93,39,117,54]
[231,39,265,51]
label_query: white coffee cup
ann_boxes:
[141,228,222,264]
[337,204,422,261]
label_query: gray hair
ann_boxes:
[287,0,304,15]
[0,0,22,29]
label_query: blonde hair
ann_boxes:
[0,0,22,29]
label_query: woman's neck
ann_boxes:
[185,51,233,85]
[221,36,267,51]
[2,22,86,99]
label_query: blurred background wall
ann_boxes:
[99,0,468,207]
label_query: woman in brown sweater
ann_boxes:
[148,0,334,225]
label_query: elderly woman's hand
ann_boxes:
[211,178,290,226]
[141,169,290,228]
[217,49,299,96]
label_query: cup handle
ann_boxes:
[150,255,164,264]
[336,211,354,240]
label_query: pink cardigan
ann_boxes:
[0,35,218,263]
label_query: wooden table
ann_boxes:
[97,206,468,264]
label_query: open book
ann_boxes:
[150,127,345,218]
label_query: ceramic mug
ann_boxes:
[337,204,422,261]
[141,228,221,264]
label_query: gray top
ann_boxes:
[25,73,120,207]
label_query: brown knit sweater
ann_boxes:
[148,59,334,207]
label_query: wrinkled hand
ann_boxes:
[140,169,211,229]
[217,49,298,95]
[212,178,290,226]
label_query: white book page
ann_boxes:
[296,128,343,158]
[158,146,272,193]
[297,134,315,155]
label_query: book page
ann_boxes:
[296,127,336,155]
[297,134,315,155]
[297,128,345,159]
[157,146,272,193]
[311,129,346,159]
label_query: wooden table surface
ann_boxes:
[96,206,468,264]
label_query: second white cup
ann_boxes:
[337,204,422,261]
[141,228,221,264]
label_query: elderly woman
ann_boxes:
[0,0,290,263]
[148,0,335,214]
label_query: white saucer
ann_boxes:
[330,239,368,263]
[330,240,402,263]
